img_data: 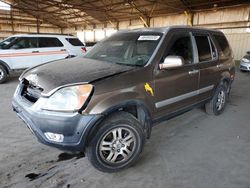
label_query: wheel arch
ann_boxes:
[219,71,232,93]
[0,60,10,74]
[221,76,230,85]
[85,100,153,149]
[212,71,231,95]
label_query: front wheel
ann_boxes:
[86,112,145,172]
[205,84,228,115]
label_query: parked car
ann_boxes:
[0,34,86,83]
[239,51,250,71]
[12,26,235,172]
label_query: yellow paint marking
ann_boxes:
[145,83,154,96]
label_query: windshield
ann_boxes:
[84,32,162,66]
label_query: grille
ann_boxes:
[21,79,43,103]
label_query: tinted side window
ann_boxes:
[38,37,63,47]
[85,42,96,46]
[166,35,193,64]
[9,37,38,49]
[66,38,84,46]
[194,35,212,62]
[213,34,230,57]
[0,37,16,49]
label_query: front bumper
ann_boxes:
[239,61,250,71]
[12,84,102,152]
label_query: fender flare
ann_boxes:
[220,71,231,87]
[84,99,153,148]
[213,72,231,96]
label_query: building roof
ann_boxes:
[1,0,250,28]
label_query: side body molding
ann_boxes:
[155,85,214,108]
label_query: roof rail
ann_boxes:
[29,33,74,36]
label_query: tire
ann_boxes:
[0,65,7,84]
[205,83,228,115]
[86,112,145,172]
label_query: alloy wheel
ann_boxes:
[98,127,136,164]
[216,90,226,111]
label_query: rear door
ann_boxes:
[38,37,69,64]
[154,30,199,118]
[192,32,220,101]
[212,33,234,80]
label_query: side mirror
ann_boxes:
[159,56,184,70]
[247,51,250,55]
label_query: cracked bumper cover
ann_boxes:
[12,86,102,152]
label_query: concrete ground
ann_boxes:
[0,70,250,188]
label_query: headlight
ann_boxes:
[242,58,250,63]
[34,84,93,112]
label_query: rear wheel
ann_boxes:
[86,112,145,172]
[0,65,7,84]
[205,84,228,115]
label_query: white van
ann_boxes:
[0,34,87,83]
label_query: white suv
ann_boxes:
[0,34,87,83]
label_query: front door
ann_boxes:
[7,37,41,69]
[154,30,199,118]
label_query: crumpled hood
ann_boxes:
[20,57,134,95]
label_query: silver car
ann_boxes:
[240,52,250,71]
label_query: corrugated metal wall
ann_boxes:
[225,33,250,60]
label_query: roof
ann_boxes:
[118,25,221,34]
[10,34,77,38]
[118,27,169,34]
[1,0,250,28]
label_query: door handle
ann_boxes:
[60,49,67,51]
[216,64,224,68]
[188,70,199,75]
[32,50,39,53]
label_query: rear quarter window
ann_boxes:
[213,34,231,57]
[85,42,96,46]
[66,38,84,46]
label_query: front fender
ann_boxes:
[87,91,154,116]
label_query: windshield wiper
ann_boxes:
[114,62,143,67]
